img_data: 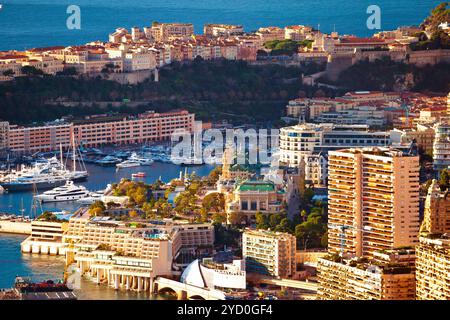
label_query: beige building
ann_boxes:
[151,23,194,42]
[390,124,435,155]
[0,121,9,150]
[242,229,296,278]
[317,248,416,300]
[284,25,313,41]
[204,24,243,37]
[63,209,214,292]
[327,147,420,258]
[421,179,450,235]
[416,235,450,300]
[21,218,69,256]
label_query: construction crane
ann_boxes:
[328,223,373,257]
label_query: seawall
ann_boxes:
[0,220,32,235]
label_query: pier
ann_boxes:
[0,219,31,235]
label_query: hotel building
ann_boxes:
[317,248,416,300]
[279,123,391,185]
[327,147,420,258]
[4,110,195,153]
[21,218,69,256]
[416,235,450,300]
[242,229,296,279]
[63,209,214,292]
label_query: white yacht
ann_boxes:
[96,155,121,166]
[76,192,102,205]
[116,153,153,169]
[35,181,89,203]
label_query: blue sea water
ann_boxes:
[0,0,442,51]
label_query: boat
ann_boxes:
[0,277,77,300]
[132,172,146,178]
[75,191,103,205]
[116,159,141,169]
[116,153,153,169]
[96,155,122,166]
[35,180,89,203]
[0,140,88,192]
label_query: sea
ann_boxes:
[0,0,442,51]
[0,162,213,299]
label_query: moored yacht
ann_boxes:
[116,153,153,168]
[35,181,89,203]
[96,155,121,166]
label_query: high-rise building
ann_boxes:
[433,118,450,171]
[447,92,450,116]
[416,235,450,300]
[279,123,391,185]
[242,229,296,278]
[327,147,420,258]
[420,179,450,235]
[317,248,416,300]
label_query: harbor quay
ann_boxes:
[0,216,32,235]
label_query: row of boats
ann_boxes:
[0,156,88,192]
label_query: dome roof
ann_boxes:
[180,259,207,288]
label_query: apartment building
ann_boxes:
[421,179,450,235]
[416,235,450,300]
[0,121,9,150]
[314,106,385,127]
[151,23,194,42]
[256,27,285,42]
[204,24,244,37]
[390,124,435,154]
[284,25,313,41]
[242,229,296,278]
[8,122,73,153]
[433,118,450,171]
[6,110,195,153]
[317,248,416,300]
[327,147,420,258]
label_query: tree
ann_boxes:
[128,210,138,218]
[439,169,450,190]
[21,66,44,76]
[202,192,225,213]
[294,211,327,249]
[2,69,14,77]
[255,212,269,229]
[89,200,106,216]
